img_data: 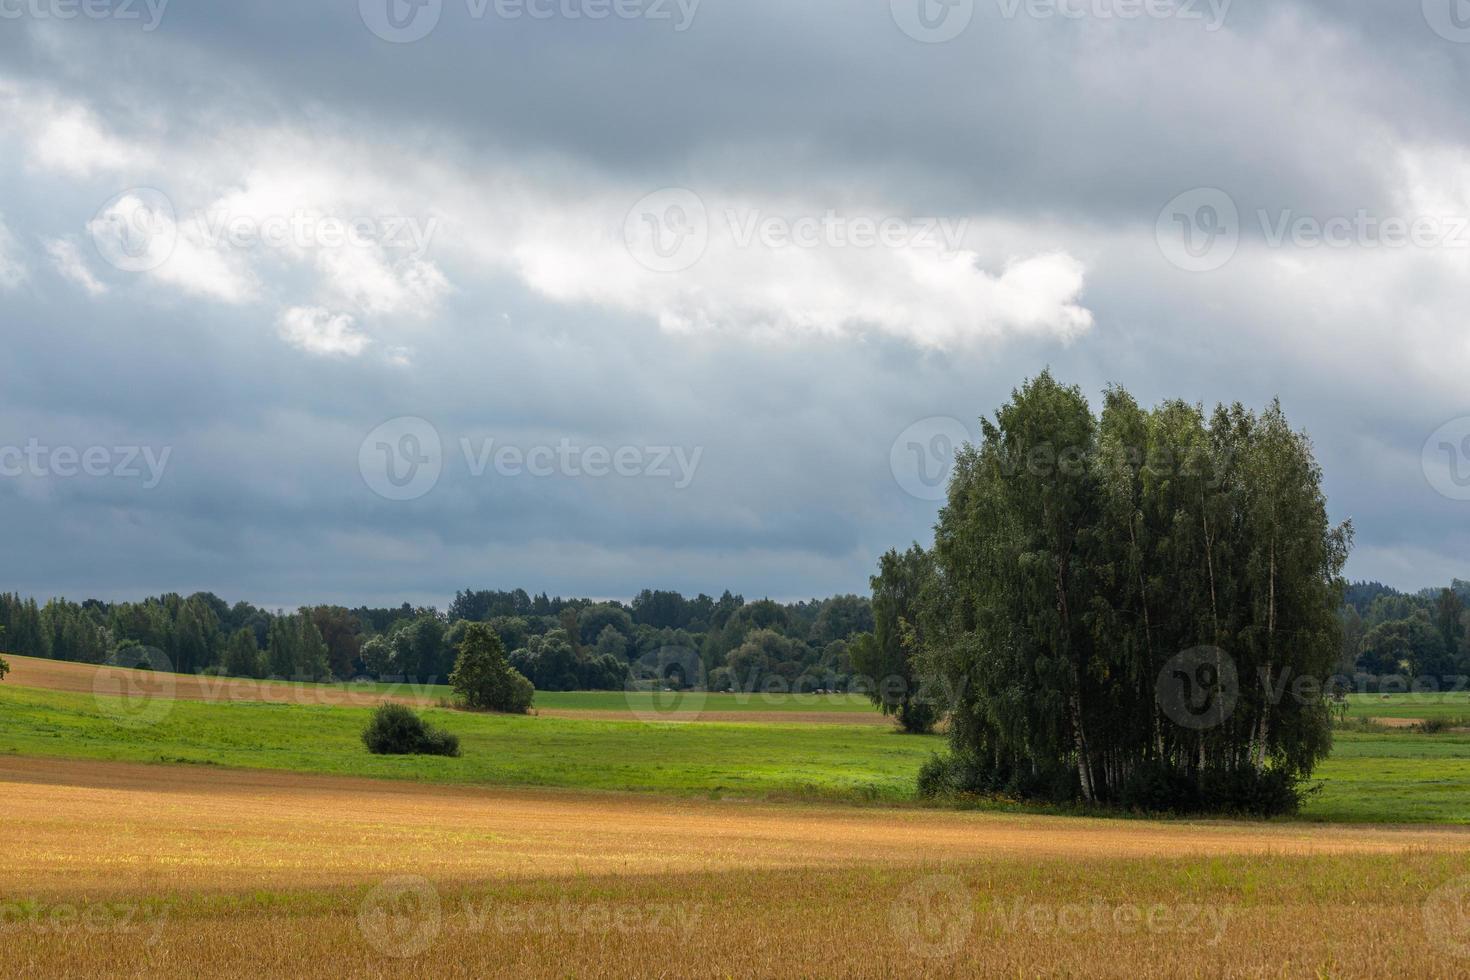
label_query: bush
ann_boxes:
[0,655,9,681]
[361,702,461,757]
[451,623,535,714]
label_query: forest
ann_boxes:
[0,586,876,695]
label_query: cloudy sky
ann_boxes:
[2,0,1469,607]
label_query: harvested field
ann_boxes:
[8,755,1466,897]
[4,756,1470,978]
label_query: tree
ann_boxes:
[450,622,534,713]
[631,589,691,629]
[223,628,264,679]
[852,546,937,733]
[919,375,1350,814]
[1359,613,1449,682]
[360,633,398,677]
[811,595,875,645]
[593,624,628,660]
[1435,589,1465,665]
[266,615,298,679]
[295,615,331,682]
[310,606,363,679]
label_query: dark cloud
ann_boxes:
[0,3,1466,604]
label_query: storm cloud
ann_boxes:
[1,1,1468,605]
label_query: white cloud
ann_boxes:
[85,191,256,304]
[0,79,150,177]
[44,238,107,296]
[0,74,1088,351]
[467,185,1095,349]
[277,306,371,357]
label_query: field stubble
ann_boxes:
[4,757,1470,977]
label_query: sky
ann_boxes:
[1,0,1469,607]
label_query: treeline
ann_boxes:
[1338,580,1470,686]
[883,373,1351,815]
[0,587,875,692]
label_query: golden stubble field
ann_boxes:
[4,756,1470,978]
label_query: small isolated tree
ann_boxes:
[450,622,535,714]
[0,655,9,681]
[361,702,460,756]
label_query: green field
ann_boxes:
[4,681,1470,822]
[0,684,928,802]
[280,679,880,715]
[1344,691,1470,723]
[536,689,880,714]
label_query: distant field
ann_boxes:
[4,664,1470,822]
[2,655,886,725]
[1344,691,1470,723]
[4,756,1470,978]
[0,683,931,802]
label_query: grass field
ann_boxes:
[6,657,1470,976]
[4,654,885,725]
[1344,691,1470,723]
[5,660,1470,821]
[0,683,931,801]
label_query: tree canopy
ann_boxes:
[915,373,1351,814]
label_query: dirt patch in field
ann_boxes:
[4,755,1465,900]
[4,654,442,708]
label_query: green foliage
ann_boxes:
[223,628,264,679]
[919,373,1351,815]
[360,614,452,682]
[508,627,628,692]
[851,545,938,733]
[2,582,869,695]
[451,622,535,713]
[0,655,8,681]
[360,702,461,756]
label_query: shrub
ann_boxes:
[361,702,461,757]
[0,655,9,681]
[450,623,535,714]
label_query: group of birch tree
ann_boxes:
[912,372,1350,813]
